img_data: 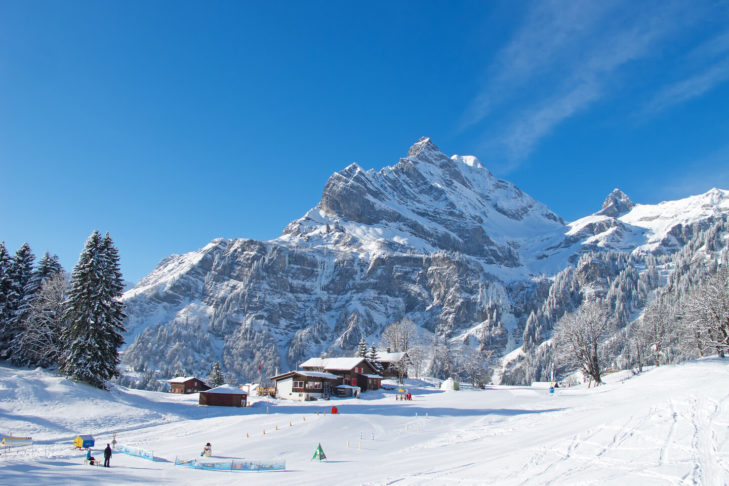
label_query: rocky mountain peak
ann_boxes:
[598,188,635,218]
[407,136,439,156]
[405,136,450,165]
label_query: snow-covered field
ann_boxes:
[1,360,728,485]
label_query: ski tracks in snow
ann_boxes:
[683,394,729,485]
[512,387,729,485]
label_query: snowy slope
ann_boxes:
[2,360,729,485]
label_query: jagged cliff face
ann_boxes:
[280,137,566,269]
[120,138,729,383]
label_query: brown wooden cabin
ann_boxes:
[374,350,409,378]
[270,370,342,401]
[168,377,210,394]
[199,385,248,407]
[299,357,382,391]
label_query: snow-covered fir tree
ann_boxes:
[60,231,126,389]
[368,342,378,361]
[208,361,224,387]
[13,243,39,325]
[0,242,13,357]
[0,243,36,359]
[36,252,64,284]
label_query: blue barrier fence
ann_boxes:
[174,457,285,471]
[115,444,155,461]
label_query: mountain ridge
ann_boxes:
[120,139,729,385]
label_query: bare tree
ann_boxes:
[10,272,68,368]
[456,345,493,388]
[381,318,419,352]
[684,266,729,357]
[406,345,425,378]
[554,301,610,386]
[637,299,675,367]
[427,335,457,380]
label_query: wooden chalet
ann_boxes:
[374,350,409,378]
[300,357,382,391]
[269,370,342,401]
[167,376,210,394]
[199,385,247,407]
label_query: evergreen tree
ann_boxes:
[0,242,12,355]
[60,231,126,389]
[357,337,367,358]
[13,243,38,321]
[36,252,63,283]
[368,342,378,361]
[208,361,224,387]
[100,233,126,356]
[0,243,36,359]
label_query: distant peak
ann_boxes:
[597,188,634,218]
[406,137,442,159]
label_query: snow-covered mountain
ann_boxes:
[568,187,729,254]
[280,137,565,267]
[120,138,729,384]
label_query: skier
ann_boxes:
[103,443,112,467]
[201,442,212,457]
[86,448,96,465]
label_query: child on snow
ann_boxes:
[201,442,212,457]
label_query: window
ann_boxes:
[293,381,304,389]
[310,382,322,389]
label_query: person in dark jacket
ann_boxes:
[103,443,112,467]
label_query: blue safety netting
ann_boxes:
[174,457,285,471]
[115,444,155,461]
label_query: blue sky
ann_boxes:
[1,0,729,283]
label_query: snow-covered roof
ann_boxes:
[203,384,246,395]
[362,374,382,379]
[272,370,341,380]
[167,376,203,383]
[300,357,367,371]
[376,352,406,363]
[296,371,340,379]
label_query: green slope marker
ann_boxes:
[312,443,327,461]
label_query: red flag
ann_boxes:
[258,361,261,372]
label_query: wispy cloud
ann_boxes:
[462,1,613,128]
[462,0,712,170]
[641,30,729,116]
